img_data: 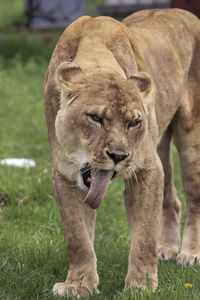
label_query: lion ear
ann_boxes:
[56,62,84,91]
[130,72,152,97]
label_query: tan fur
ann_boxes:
[44,9,200,296]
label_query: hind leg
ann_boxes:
[174,117,200,266]
[157,128,181,261]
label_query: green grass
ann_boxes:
[0,1,200,300]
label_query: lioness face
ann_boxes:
[55,63,152,207]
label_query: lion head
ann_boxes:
[55,62,153,208]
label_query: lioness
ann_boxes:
[44,8,200,297]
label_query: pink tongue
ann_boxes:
[83,169,114,209]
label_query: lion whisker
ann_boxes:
[80,165,94,175]
[123,165,139,186]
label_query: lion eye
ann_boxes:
[87,114,104,127]
[128,119,142,128]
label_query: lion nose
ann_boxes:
[106,151,129,165]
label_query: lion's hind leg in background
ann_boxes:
[173,38,200,265]
[157,128,181,261]
[173,108,200,266]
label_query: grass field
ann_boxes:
[0,1,200,299]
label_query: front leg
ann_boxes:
[124,155,163,291]
[52,169,99,298]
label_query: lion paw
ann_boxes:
[124,274,158,292]
[53,282,92,298]
[176,251,200,267]
[158,246,178,261]
[53,273,99,298]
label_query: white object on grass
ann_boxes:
[0,158,36,168]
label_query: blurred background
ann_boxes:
[10,0,200,29]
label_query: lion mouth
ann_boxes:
[80,164,116,209]
[80,164,93,188]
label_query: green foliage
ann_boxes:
[0,0,25,29]
[0,1,200,300]
[88,0,104,16]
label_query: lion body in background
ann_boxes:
[44,9,200,297]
